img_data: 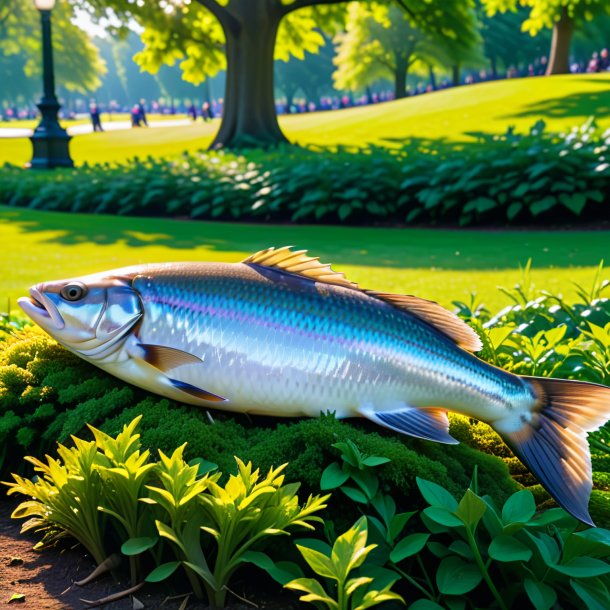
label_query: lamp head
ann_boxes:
[34,0,56,11]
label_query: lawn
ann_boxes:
[1,74,608,166]
[2,206,608,315]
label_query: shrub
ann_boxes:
[5,417,329,609]
[1,120,608,226]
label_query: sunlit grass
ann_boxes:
[1,74,608,166]
[2,206,607,314]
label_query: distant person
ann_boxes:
[202,101,214,122]
[600,48,609,71]
[131,104,141,127]
[138,100,148,126]
[89,103,103,132]
[188,103,197,121]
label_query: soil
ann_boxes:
[0,501,300,610]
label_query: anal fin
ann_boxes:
[362,405,458,445]
[169,378,227,403]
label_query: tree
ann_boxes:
[275,33,336,110]
[334,2,481,97]
[0,0,105,104]
[333,3,428,99]
[79,0,481,148]
[478,6,550,77]
[482,0,610,75]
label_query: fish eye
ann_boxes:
[60,282,88,302]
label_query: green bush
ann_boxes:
[1,120,608,226]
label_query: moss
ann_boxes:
[589,490,610,529]
[0,327,519,507]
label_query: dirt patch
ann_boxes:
[0,501,300,610]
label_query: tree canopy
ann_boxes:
[76,0,485,148]
[482,0,610,73]
[0,0,105,103]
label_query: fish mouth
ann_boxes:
[17,287,65,330]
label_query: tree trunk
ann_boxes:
[428,65,437,90]
[394,56,408,99]
[490,56,497,79]
[546,8,574,75]
[452,64,460,87]
[211,2,287,148]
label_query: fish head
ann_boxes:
[18,272,143,358]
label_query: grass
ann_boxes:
[1,206,608,314]
[1,74,608,166]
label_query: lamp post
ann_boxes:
[29,0,74,169]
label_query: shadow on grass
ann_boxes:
[501,80,610,121]
[1,206,608,272]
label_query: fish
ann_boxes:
[18,246,610,525]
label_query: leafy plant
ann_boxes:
[1,120,608,226]
[148,454,330,608]
[285,516,404,610]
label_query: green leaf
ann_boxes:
[507,202,523,220]
[145,561,180,583]
[436,556,482,595]
[241,551,302,585]
[530,196,557,216]
[362,456,391,467]
[422,507,463,528]
[296,545,336,580]
[121,536,158,556]
[502,490,536,525]
[455,489,487,529]
[571,578,610,610]
[338,203,352,221]
[408,601,445,610]
[553,557,610,578]
[559,193,587,215]
[524,579,557,610]
[416,478,458,510]
[563,529,610,563]
[390,533,430,563]
[320,462,349,490]
[8,594,25,603]
[285,577,338,610]
[488,534,533,562]
[341,486,369,504]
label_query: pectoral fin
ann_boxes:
[137,344,203,372]
[169,378,227,403]
[362,405,458,445]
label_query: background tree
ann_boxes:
[333,3,427,99]
[275,33,336,110]
[482,0,610,75]
[78,0,482,148]
[334,1,480,97]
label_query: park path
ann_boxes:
[0,117,191,138]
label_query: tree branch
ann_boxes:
[279,0,346,17]
[194,0,239,33]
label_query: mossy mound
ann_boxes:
[1,327,518,509]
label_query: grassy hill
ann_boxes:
[2,206,607,314]
[1,74,608,166]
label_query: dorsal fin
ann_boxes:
[366,291,483,352]
[242,246,359,290]
[242,247,481,352]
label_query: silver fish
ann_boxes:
[19,246,610,525]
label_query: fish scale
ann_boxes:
[131,263,527,420]
[18,247,610,525]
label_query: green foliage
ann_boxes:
[1,120,608,226]
[5,417,328,608]
[286,517,404,610]
[0,0,106,100]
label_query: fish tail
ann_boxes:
[494,376,610,526]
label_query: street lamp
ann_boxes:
[29,0,74,169]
